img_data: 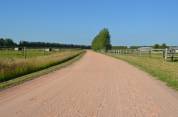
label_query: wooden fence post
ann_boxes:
[149,49,151,57]
[171,49,174,62]
[24,47,27,59]
[164,48,168,60]
[139,50,141,56]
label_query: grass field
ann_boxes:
[0,49,84,83]
[108,53,178,90]
[0,48,66,58]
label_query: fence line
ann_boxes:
[0,47,58,59]
[108,48,178,61]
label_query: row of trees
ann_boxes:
[112,46,128,49]
[19,41,90,49]
[111,43,169,49]
[0,38,90,49]
[0,38,17,47]
[91,28,112,51]
[153,43,168,49]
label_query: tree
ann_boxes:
[153,43,168,49]
[161,43,167,49]
[153,44,160,49]
[91,28,112,51]
[0,38,5,46]
[4,38,15,46]
[0,38,16,47]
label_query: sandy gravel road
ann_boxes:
[0,51,178,117]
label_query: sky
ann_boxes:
[0,0,178,46]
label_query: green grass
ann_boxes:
[0,49,55,58]
[0,49,84,83]
[0,51,85,90]
[108,53,178,90]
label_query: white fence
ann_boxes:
[109,48,178,61]
[164,48,178,61]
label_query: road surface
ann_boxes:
[0,51,178,117]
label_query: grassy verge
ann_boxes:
[0,51,85,90]
[107,53,178,90]
[0,50,83,82]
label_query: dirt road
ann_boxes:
[0,51,178,117]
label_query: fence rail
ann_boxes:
[108,48,178,61]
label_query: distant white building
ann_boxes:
[45,48,52,52]
[138,47,152,52]
[14,47,18,51]
[14,47,23,51]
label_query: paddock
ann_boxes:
[108,47,178,62]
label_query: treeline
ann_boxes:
[112,46,128,49]
[19,41,90,49]
[112,46,141,49]
[112,43,168,49]
[91,28,112,51]
[0,38,17,47]
[0,38,90,49]
[152,43,168,49]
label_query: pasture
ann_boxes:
[0,48,84,83]
[108,51,178,90]
[0,48,69,58]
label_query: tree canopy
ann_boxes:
[0,38,17,47]
[0,38,90,49]
[153,43,168,49]
[19,41,90,49]
[91,28,112,51]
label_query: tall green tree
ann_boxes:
[91,28,112,51]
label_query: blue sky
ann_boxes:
[0,0,178,46]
